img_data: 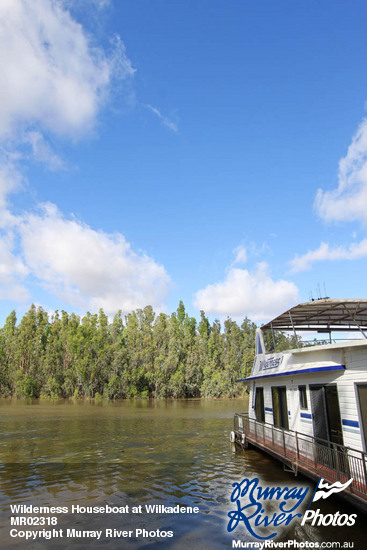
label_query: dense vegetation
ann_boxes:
[0,301,295,399]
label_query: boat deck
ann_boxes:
[233,413,367,513]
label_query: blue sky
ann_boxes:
[1,0,367,325]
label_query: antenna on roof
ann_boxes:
[317,282,321,299]
[310,284,330,302]
[323,282,330,299]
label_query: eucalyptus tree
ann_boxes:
[107,310,129,398]
[0,310,17,395]
[42,311,65,397]
[15,305,49,397]
[201,319,225,397]
[241,317,257,379]
[151,312,170,397]
[0,300,262,399]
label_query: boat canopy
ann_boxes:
[261,299,367,334]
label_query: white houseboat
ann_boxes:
[232,299,367,512]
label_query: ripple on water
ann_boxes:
[0,399,366,549]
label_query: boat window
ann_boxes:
[298,385,308,409]
[271,386,289,430]
[310,384,343,446]
[325,385,343,446]
[255,388,265,422]
[357,384,367,451]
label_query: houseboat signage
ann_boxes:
[258,356,283,372]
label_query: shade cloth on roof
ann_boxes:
[261,299,367,332]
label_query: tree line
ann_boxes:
[0,301,294,399]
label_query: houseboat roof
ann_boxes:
[261,299,367,333]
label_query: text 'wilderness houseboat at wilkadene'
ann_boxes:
[231,299,367,513]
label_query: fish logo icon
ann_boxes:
[312,477,354,503]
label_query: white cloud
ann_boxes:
[0,0,170,315]
[315,119,367,224]
[289,239,367,273]
[0,0,134,140]
[231,242,270,268]
[193,262,299,320]
[0,231,29,301]
[0,157,24,211]
[145,105,179,133]
[18,203,171,315]
[292,116,367,274]
[233,245,247,265]
[65,0,112,9]
[24,131,65,171]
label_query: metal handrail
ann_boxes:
[235,413,350,453]
[234,412,367,500]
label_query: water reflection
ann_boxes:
[0,399,364,549]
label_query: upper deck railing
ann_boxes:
[300,337,365,347]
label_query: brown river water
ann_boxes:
[0,398,365,549]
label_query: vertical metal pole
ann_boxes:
[288,312,300,348]
[313,441,317,469]
[271,322,276,352]
[362,453,367,493]
[334,444,340,481]
[345,449,352,492]
[296,431,299,460]
[283,430,286,456]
